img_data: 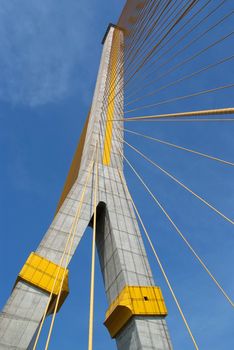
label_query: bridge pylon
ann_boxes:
[0,25,172,350]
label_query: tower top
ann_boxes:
[102,23,123,44]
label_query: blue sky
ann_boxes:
[0,1,234,349]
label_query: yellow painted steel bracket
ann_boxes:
[104,286,168,338]
[15,252,69,315]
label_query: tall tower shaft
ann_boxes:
[0,25,172,350]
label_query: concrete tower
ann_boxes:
[0,25,172,350]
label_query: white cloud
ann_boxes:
[0,0,89,106]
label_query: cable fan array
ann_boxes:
[32,1,234,349]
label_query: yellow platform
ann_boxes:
[105,285,167,338]
[16,252,69,315]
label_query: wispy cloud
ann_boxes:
[0,0,90,106]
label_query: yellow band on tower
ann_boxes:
[16,252,69,315]
[104,286,168,338]
[103,29,120,166]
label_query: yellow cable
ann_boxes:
[119,151,234,307]
[122,138,234,226]
[117,168,199,350]
[88,144,99,350]
[42,155,95,350]
[32,153,95,350]
[122,118,234,123]
[124,107,234,121]
[123,128,234,166]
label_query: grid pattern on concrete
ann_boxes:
[96,170,154,304]
[0,282,48,349]
[116,317,173,350]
